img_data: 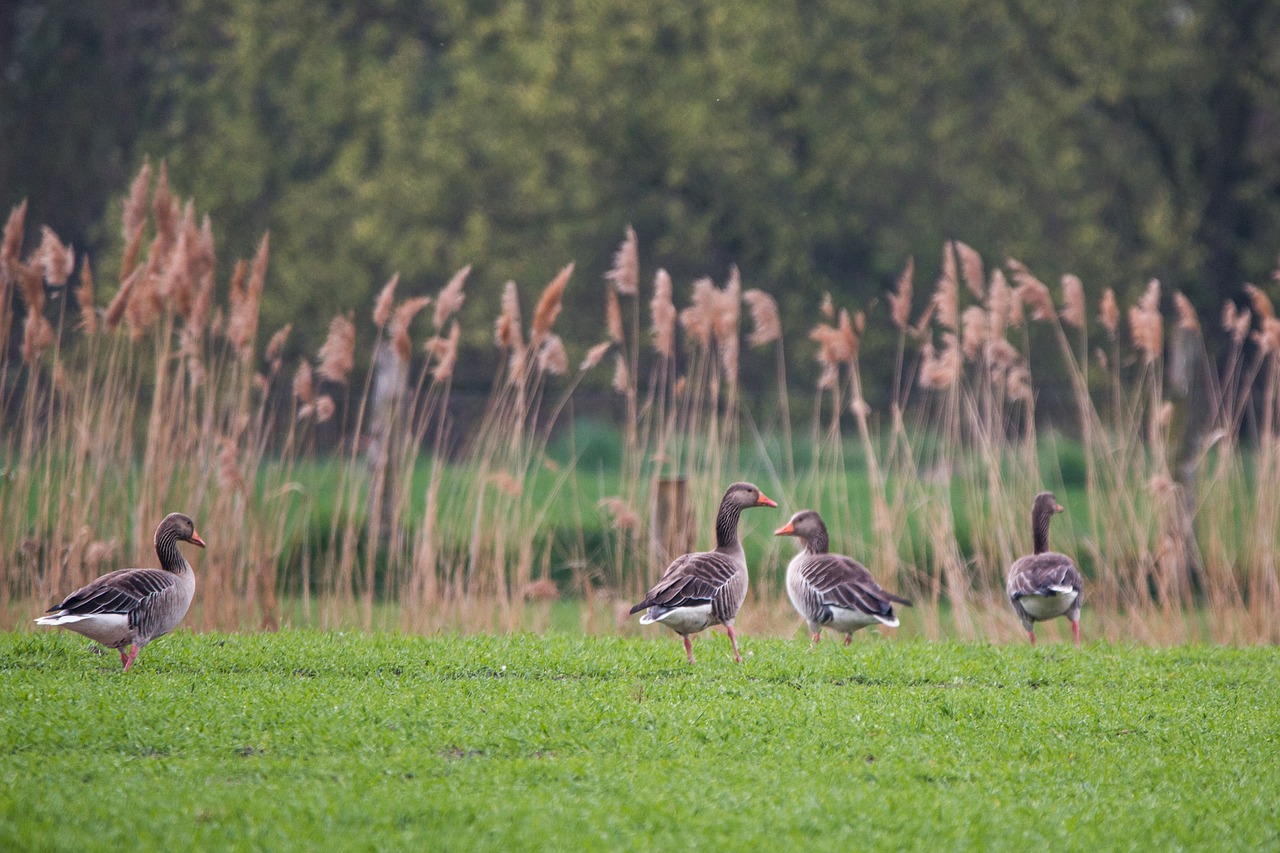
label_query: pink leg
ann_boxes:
[1027,629,1037,646]
[121,645,140,671]
[683,635,695,664]
[844,633,853,647]
[724,624,742,663]
[1071,620,1080,647]
[119,647,129,668]
[810,631,821,649]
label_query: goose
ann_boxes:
[630,482,777,663]
[1006,492,1082,646]
[35,512,204,670]
[774,509,912,646]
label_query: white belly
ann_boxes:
[35,613,132,648]
[643,604,717,635]
[828,606,895,634]
[1019,589,1078,621]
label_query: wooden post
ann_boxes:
[652,476,694,568]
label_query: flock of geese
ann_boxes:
[33,484,1083,670]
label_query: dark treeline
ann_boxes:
[3,0,1279,400]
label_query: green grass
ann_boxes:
[2,631,1278,851]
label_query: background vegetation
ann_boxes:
[3,0,1279,396]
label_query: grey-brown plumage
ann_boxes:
[630,482,777,663]
[1006,492,1082,646]
[35,513,205,670]
[775,510,912,646]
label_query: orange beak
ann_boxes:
[757,493,778,508]
[189,531,207,549]
[773,522,795,536]
[1055,504,1065,514]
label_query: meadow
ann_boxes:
[2,631,1278,851]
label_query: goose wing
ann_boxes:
[46,568,178,617]
[1007,552,1082,599]
[630,551,741,613]
[799,554,912,616]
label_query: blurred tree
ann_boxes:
[3,0,1278,398]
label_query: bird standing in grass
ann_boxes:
[774,509,912,647]
[1006,492,1082,646]
[35,512,204,670]
[630,482,777,663]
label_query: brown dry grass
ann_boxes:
[3,167,1279,643]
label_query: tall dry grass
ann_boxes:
[3,167,1279,643]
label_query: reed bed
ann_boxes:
[2,165,1278,643]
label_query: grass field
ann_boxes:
[2,631,1278,851]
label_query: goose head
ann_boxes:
[160,512,206,549]
[773,509,826,545]
[722,482,778,510]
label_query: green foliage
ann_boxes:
[2,631,1278,849]
[4,0,1278,371]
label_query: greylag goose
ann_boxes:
[1006,492,1082,646]
[774,509,912,646]
[35,512,204,670]
[630,482,777,663]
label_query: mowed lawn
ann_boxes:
[2,631,1278,851]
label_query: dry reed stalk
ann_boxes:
[888,257,914,331]
[1099,288,1120,336]
[605,284,624,343]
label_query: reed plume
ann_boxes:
[390,296,432,362]
[537,334,568,375]
[1128,279,1163,363]
[372,273,400,329]
[293,360,315,406]
[434,265,470,329]
[954,241,985,298]
[532,262,573,345]
[743,288,780,347]
[679,277,715,348]
[318,313,356,383]
[605,225,639,296]
[1173,292,1200,332]
[1222,301,1251,345]
[1060,274,1086,329]
[2,200,28,287]
[38,226,75,287]
[1007,259,1054,322]
[1099,288,1120,336]
[77,258,96,334]
[888,257,914,331]
[960,305,988,360]
[429,323,461,382]
[650,269,676,357]
[580,340,612,370]
[933,243,959,330]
